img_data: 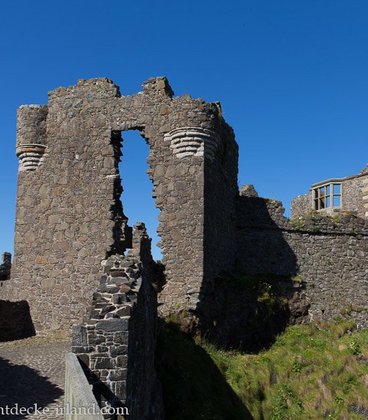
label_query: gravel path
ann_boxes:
[0,334,70,419]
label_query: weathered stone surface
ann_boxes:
[236,193,368,328]
[239,184,258,197]
[6,77,237,331]
[96,319,127,332]
[73,225,164,419]
[72,325,88,346]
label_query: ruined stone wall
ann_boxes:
[72,224,163,419]
[291,172,368,218]
[5,77,234,330]
[203,120,238,290]
[237,193,368,327]
[343,174,368,218]
[291,192,310,218]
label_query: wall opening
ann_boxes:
[119,130,162,260]
[313,182,342,211]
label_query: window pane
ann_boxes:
[319,198,325,209]
[313,189,318,199]
[333,184,341,194]
[326,185,330,195]
[326,196,331,207]
[320,186,325,196]
[314,199,318,210]
[333,195,341,207]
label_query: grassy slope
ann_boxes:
[158,321,368,419]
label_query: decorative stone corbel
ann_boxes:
[16,144,47,171]
[164,127,221,161]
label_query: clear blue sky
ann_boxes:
[1,1,368,259]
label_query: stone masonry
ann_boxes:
[1,76,367,335]
[72,223,163,419]
[237,187,368,328]
[3,77,237,331]
[2,76,368,416]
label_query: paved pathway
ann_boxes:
[0,334,70,420]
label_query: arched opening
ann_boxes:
[119,130,162,261]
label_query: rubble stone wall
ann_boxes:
[343,174,368,218]
[203,121,238,285]
[237,194,368,327]
[6,77,235,330]
[291,192,311,218]
[72,224,163,419]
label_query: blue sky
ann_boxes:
[1,1,368,259]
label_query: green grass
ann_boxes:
[158,320,368,419]
[157,322,252,420]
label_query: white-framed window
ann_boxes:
[313,182,341,210]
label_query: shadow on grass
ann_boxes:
[157,321,253,420]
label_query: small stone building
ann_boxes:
[291,165,368,218]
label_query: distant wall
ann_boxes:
[291,172,368,218]
[0,253,11,281]
[343,174,368,218]
[237,195,368,327]
[291,193,310,219]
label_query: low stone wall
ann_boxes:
[237,194,368,327]
[0,299,35,341]
[64,352,105,420]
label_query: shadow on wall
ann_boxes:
[195,195,309,352]
[0,300,36,342]
[0,357,63,420]
[198,272,309,353]
[81,367,127,415]
[235,196,298,276]
[157,321,253,420]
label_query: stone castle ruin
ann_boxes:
[1,77,367,418]
[1,77,238,331]
[292,165,368,218]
